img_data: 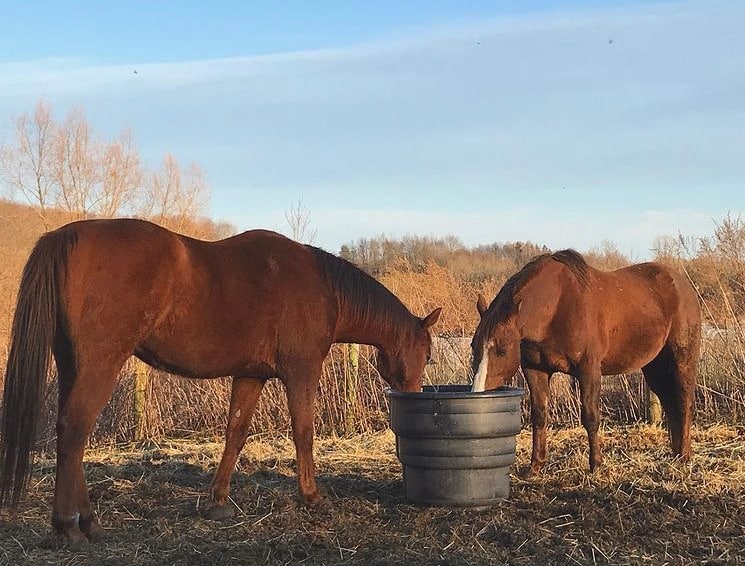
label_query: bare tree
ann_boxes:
[2,99,213,238]
[52,107,101,220]
[97,129,143,218]
[143,153,210,234]
[177,162,210,232]
[212,220,237,239]
[285,197,318,244]
[0,100,57,228]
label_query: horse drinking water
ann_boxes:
[471,249,701,475]
[0,219,441,546]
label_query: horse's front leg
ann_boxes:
[523,368,552,476]
[284,366,322,504]
[577,369,603,472]
[204,377,266,520]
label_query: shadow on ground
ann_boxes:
[1,426,743,565]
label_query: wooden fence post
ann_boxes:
[345,344,360,435]
[646,386,662,426]
[133,359,149,440]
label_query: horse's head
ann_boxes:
[378,308,442,392]
[471,294,521,391]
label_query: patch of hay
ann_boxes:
[1,425,743,565]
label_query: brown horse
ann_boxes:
[471,250,700,476]
[0,218,441,546]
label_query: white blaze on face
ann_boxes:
[471,342,490,392]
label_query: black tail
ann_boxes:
[0,228,76,510]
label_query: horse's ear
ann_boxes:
[476,294,488,316]
[421,307,442,330]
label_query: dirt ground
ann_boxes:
[1,424,743,565]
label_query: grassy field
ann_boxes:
[1,424,743,565]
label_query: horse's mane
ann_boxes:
[307,246,414,340]
[549,249,590,287]
[482,249,589,332]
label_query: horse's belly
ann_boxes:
[135,343,247,378]
[601,323,667,374]
[137,322,271,378]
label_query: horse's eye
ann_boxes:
[494,347,506,357]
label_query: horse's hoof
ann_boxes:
[82,520,107,543]
[519,466,542,480]
[56,526,89,551]
[202,502,236,521]
[300,490,324,506]
[675,451,692,463]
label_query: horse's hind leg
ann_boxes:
[669,327,700,461]
[673,360,697,462]
[642,346,696,461]
[204,377,266,521]
[54,333,110,543]
[671,358,695,461]
[52,347,128,547]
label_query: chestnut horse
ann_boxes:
[471,250,700,475]
[0,219,441,546]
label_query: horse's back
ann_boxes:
[58,219,312,296]
[613,261,699,322]
[526,258,697,373]
[52,219,335,377]
[590,261,700,371]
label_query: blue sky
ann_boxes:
[1,0,743,258]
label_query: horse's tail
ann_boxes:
[0,228,77,510]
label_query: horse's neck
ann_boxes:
[513,266,568,338]
[333,306,413,350]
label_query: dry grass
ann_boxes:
[2,200,745,444]
[1,424,743,565]
[22,336,738,454]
